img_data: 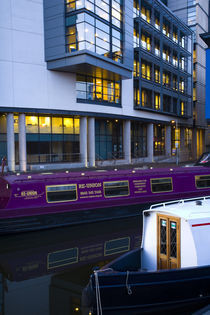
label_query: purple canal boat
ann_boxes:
[1,162,210,234]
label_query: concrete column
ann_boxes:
[147,123,154,162]
[80,117,88,167]
[165,125,171,157]
[6,113,15,172]
[123,120,131,163]
[19,113,27,172]
[88,117,95,167]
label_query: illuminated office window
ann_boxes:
[76,74,121,104]
[141,59,151,80]
[163,71,170,87]
[141,3,151,23]
[154,124,165,156]
[133,55,139,77]
[154,66,160,83]
[39,117,51,134]
[134,26,139,48]
[26,116,39,133]
[141,32,151,51]
[155,93,161,110]
[66,1,123,62]
[133,0,139,18]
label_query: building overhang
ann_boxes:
[46,50,133,80]
[200,32,210,47]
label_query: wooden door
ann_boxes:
[157,214,180,270]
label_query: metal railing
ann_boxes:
[27,153,81,164]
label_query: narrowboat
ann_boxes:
[1,164,210,234]
[83,196,210,315]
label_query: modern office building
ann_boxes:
[0,0,193,172]
[166,0,209,159]
[200,1,210,151]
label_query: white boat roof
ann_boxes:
[144,196,210,221]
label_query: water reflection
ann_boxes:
[0,216,142,315]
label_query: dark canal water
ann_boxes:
[0,215,208,315]
[0,216,142,315]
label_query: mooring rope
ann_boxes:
[126,270,132,295]
[94,268,113,315]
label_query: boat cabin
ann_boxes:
[141,196,210,271]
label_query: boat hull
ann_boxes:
[0,203,144,234]
[84,265,210,314]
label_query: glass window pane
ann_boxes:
[39,117,51,133]
[52,117,63,134]
[74,118,80,134]
[0,115,7,133]
[64,118,74,134]
[26,116,39,133]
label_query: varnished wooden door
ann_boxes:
[157,214,180,270]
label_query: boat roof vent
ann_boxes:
[196,200,202,206]
[95,170,107,172]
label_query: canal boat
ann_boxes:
[1,164,210,234]
[83,196,210,314]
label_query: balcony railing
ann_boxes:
[27,153,81,164]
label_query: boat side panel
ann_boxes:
[1,167,210,220]
[0,177,11,209]
[181,218,197,268]
[190,219,210,267]
[141,211,157,270]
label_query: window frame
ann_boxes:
[195,175,210,189]
[46,184,78,203]
[150,177,173,193]
[103,180,130,198]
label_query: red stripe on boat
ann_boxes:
[192,223,210,227]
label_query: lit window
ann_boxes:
[64,118,74,134]
[155,93,160,110]
[52,117,63,134]
[14,115,19,133]
[39,117,51,133]
[180,101,185,116]
[26,116,39,133]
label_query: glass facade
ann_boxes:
[154,124,165,156]
[131,122,147,158]
[25,116,80,164]
[171,126,180,154]
[0,115,7,161]
[133,0,192,118]
[76,74,121,104]
[95,119,123,160]
[66,0,123,63]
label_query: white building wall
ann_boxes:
[0,0,76,112]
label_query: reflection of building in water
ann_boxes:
[50,265,96,315]
[0,274,4,315]
[0,217,141,315]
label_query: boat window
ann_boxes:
[195,175,210,188]
[170,221,177,258]
[104,237,130,256]
[103,181,129,197]
[160,219,167,255]
[46,184,77,203]
[47,247,78,269]
[151,177,173,193]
